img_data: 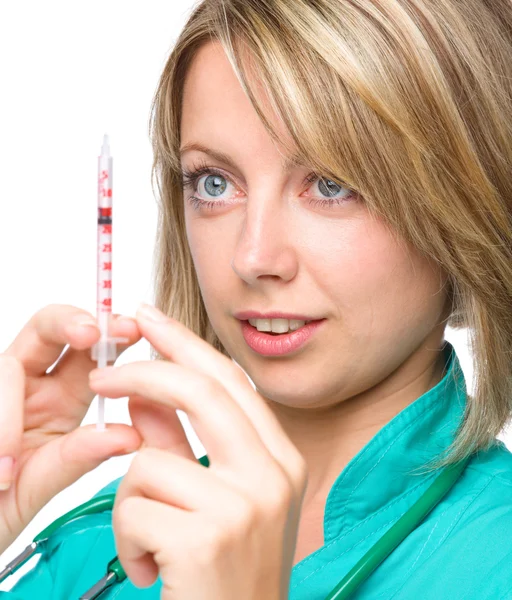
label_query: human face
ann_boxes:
[179,41,449,411]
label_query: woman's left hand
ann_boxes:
[88,303,308,600]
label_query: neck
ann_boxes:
[266,342,447,511]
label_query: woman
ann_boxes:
[0,0,511,598]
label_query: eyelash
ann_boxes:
[180,160,358,211]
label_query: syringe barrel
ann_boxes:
[92,137,119,365]
[97,150,113,322]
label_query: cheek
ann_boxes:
[185,217,232,306]
[307,218,445,338]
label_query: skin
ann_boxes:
[180,41,450,562]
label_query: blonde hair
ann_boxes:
[147,0,512,472]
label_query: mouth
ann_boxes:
[242,320,320,335]
[239,318,326,356]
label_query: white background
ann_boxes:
[0,0,510,591]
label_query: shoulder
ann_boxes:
[460,438,512,530]
[367,441,512,599]
[455,439,512,530]
[466,438,512,487]
[438,439,512,597]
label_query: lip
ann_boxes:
[234,311,320,321]
[239,319,325,356]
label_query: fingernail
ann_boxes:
[73,315,97,327]
[0,456,15,491]
[117,316,134,326]
[137,302,168,323]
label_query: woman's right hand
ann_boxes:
[0,304,144,554]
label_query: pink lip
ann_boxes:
[239,319,325,356]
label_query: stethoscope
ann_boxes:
[0,453,471,599]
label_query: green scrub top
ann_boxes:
[2,340,512,599]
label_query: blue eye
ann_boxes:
[303,173,356,207]
[180,161,358,211]
[181,166,236,210]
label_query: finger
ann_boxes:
[15,423,143,521]
[89,361,268,469]
[115,448,229,515]
[48,316,141,406]
[134,308,306,481]
[128,393,196,461]
[3,304,133,378]
[114,496,185,589]
[0,355,24,463]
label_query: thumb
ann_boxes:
[17,424,142,512]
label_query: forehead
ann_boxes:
[180,41,296,163]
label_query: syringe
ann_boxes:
[91,134,128,431]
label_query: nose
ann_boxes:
[230,193,298,286]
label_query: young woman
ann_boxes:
[1,1,511,598]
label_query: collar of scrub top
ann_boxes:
[321,339,468,543]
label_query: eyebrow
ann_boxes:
[179,142,305,172]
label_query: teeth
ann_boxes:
[248,318,311,333]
